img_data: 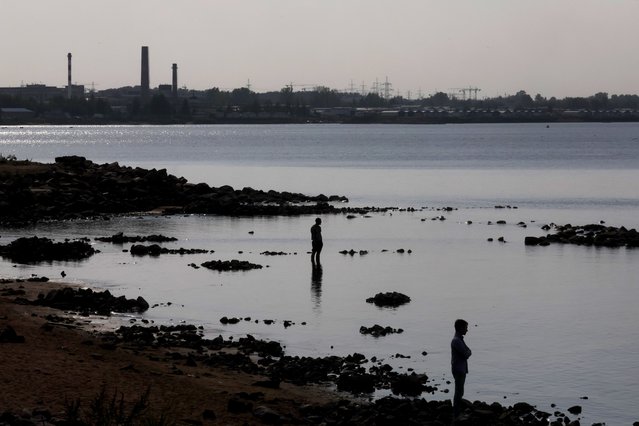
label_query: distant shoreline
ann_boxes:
[3,114,639,127]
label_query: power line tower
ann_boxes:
[246,79,252,92]
[453,87,482,101]
[371,78,380,97]
[383,76,393,100]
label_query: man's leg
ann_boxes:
[453,373,466,418]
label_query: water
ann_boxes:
[1,123,638,424]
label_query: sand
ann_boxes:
[0,279,339,424]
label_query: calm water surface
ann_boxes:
[1,123,638,424]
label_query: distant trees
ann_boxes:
[3,83,639,124]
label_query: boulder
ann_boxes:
[0,236,96,263]
[366,292,411,308]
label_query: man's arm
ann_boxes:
[452,337,472,359]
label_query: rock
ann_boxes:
[528,224,639,248]
[524,236,541,245]
[200,259,263,271]
[96,233,178,244]
[512,402,535,414]
[366,292,411,307]
[337,372,375,394]
[0,325,25,343]
[0,236,96,263]
[260,251,289,256]
[390,373,429,397]
[30,287,149,315]
[359,324,403,337]
[567,405,582,415]
[129,244,209,256]
[0,158,356,226]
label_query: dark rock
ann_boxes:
[513,402,535,414]
[0,325,25,343]
[337,372,375,394]
[366,292,411,308]
[527,224,639,248]
[260,251,289,256]
[0,236,96,263]
[201,259,263,271]
[0,159,357,227]
[28,287,149,315]
[567,405,582,415]
[524,236,541,246]
[359,324,403,337]
[96,232,178,244]
[390,373,429,397]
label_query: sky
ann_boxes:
[2,0,639,99]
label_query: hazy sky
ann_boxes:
[2,0,638,98]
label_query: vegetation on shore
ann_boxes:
[2,86,639,124]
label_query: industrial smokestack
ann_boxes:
[141,46,150,100]
[67,53,72,99]
[172,63,178,99]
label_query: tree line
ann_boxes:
[2,86,639,123]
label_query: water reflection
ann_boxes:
[311,264,323,311]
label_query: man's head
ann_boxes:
[454,319,468,335]
[315,218,322,225]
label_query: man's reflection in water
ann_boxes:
[311,264,323,311]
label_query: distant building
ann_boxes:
[0,84,84,101]
[158,84,173,98]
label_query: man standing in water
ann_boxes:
[451,318,472,420]
[310,217,323,265]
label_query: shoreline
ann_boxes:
[0,279,342,425]
[1,278,595,425]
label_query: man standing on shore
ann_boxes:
[451,318,472,419]
[310,217,323,265]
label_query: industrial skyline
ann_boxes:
[2,1,639,99]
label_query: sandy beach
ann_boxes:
[0,279,339,425]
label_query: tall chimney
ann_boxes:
[172,63,178,99]
[67,53,72,99]
[140,46,150,100]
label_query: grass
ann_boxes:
[63,387,176,426]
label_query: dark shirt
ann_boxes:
[451,332,472,374]
[311,224,322,243]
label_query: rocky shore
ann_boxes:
[1,157,631,425]
[525,223,639,248]
[0,281,608,425]
[0,156,352,227]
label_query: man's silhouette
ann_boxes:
[310,217,323,265]
[451,318,472,419]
